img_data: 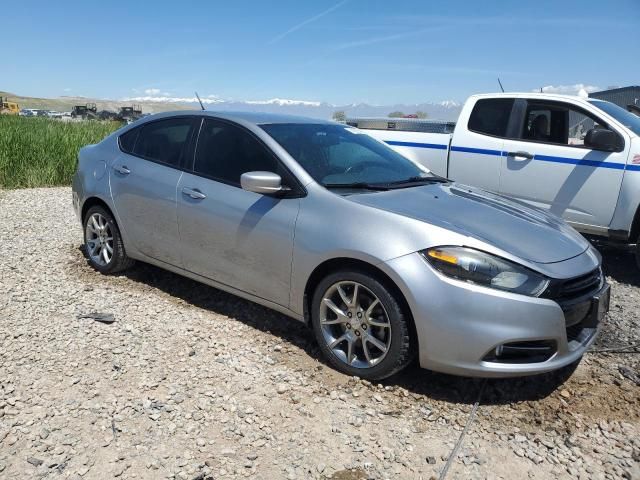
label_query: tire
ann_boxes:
[83,205,134,274]
[636,241,640,271]
[311,269,414,380]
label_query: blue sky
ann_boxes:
[2,0,639,105]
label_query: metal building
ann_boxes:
[589,86,640,115]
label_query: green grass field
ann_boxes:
[0,116,122,189]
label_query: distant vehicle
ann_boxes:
[0,96,19,115]
[350,93,640,265]
[98,110,118,121]
[71,103,98,120]
[72,111,608,380]
[19,108,35,117]
[117,104,143,123]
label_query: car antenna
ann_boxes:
[195,92,206,111]
[497,78,505,93]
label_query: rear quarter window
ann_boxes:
[118,127,139,154]
[468,99,514,137]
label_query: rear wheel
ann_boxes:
[311,270,414,380]
[83,206,133,274]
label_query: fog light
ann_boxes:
[483,340,557,364]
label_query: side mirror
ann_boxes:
[584,128,621,152]
[240,171,287,195]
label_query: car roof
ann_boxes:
[142,110,336,126]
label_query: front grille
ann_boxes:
[542,268,603,349]
[544,268,603,301]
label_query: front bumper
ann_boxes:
[382,252,605,377]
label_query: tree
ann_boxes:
[332,110,346,122]
[388,111,404,118]
[415,111,428,119]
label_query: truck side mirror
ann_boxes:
[584,128,622,152]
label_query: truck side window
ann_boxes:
[520,102,606,147]
[468,99,514,137]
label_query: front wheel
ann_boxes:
[311,270,414,380]
[83,206,134,274]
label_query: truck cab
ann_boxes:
[351,93,640,261]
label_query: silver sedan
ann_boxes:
[72,111,609,380]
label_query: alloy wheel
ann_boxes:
[319,281,392,369]
[85,213,114,266]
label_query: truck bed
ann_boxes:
[346,117,453,176]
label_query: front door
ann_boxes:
[109,116,198,266]
[177,118,301,307]
[499,99,628,229]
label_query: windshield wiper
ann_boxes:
[323,182,390,191]
[388,175,449,184]
[382,175,450,188]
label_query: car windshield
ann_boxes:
[589,100,640,136]
[260,123,433,188]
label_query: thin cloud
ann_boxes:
[303,27,444,66]
[535,84,600,96]
[334,26,444,51]
[268,0,349,45]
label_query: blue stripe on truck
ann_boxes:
[384,140,448,150]
[531,153,625,170]
[450,145,503,156]
[385,140,635,171]
[448,145,630,171]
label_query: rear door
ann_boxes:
[448,98,514,192]
[498,99,628,229]
[109,116,198,266]
[176,118,301,307]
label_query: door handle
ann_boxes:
[114,165,131,175]
[182,187,207,200]
[506,151,534,160]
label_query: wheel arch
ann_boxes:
[303,257,418,349]
[629,204,640,243]
[81,196,115,224]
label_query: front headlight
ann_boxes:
[422,246,549,296]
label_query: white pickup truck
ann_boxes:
[349,93,640,263]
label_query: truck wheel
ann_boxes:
[635,242,640,271]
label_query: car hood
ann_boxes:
[349,182,589,264]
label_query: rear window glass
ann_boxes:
[468,99,514,137]
[132,118,195,167]
[118,127,139,153]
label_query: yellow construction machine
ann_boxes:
[0,96,20,115]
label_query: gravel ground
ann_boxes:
[0,187,638,480]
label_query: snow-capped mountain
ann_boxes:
[122,95,463,121]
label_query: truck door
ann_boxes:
[447,98,514,192]
[498,99,628,230]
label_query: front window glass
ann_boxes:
[194,119,283,186]
[519,102,606,147]
[260,123,429,187]
[589,100,640,136]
